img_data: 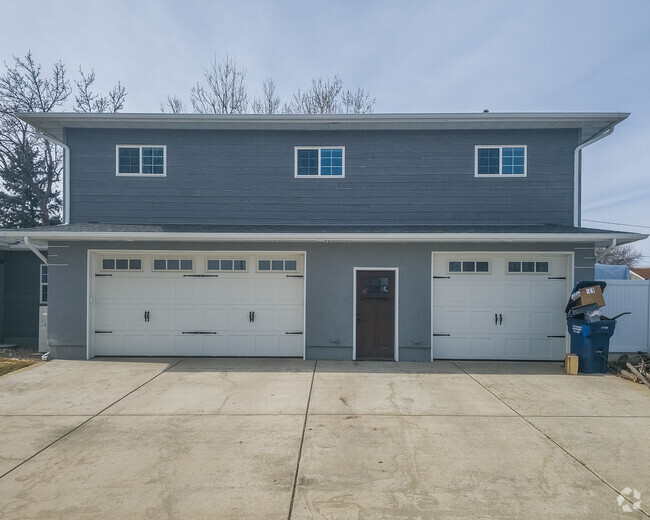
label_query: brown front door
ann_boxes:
[356,270,395,360]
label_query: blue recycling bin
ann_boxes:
[567,318,616,373]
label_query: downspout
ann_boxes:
[595,238,616,263]
[36,131,70,225]
[23,236,48,265]
[573,124,615,227]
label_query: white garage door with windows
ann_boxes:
[89,251,305,357]
[432,253,571,360]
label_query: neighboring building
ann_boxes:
[631,268,650,280]
[1,112,646,361]
[0,247,46,346]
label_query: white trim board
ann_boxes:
[352,267,399,362]
[4,231,646,245]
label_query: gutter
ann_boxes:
[595,238,617,263]
[573,124,617,227]
[23,236,48,264]
[35,130,70,225]
[0,231,646,244]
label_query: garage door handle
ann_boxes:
[285,331,303,335]
[495,313,498,325]
[182,331,218,335]
[499,314,503,325]
[249,311,255,323]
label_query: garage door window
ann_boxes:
[206,259,247,271]
[258,259,298,272]
[448,261,490,273]
[153,259,194,271]
[508,261,549,273]
[102,258,142,271]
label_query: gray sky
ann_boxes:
[2,0,649,262]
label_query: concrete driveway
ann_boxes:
[0,358,648,519]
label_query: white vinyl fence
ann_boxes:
[602,280,650,353]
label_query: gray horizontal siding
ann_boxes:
[67,128,578,226]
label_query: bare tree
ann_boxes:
[190,56,248,114]
[160,95,187,114]
[0,52,127,228]
[74,68,126,113]
[284,76,375,114]
[0,52,70,227]
[251,78,280,114]
[285,75,343,114]
[596,244,643,267]
[341,87,375,114]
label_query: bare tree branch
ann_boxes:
[74,67,126,113]
[160,95,187,113]
[285,76,343,114]
[190,55,248,114]
[252,78,280,114]
[342,87,375,114]
[596,244,643,267]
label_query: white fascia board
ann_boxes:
[1,231,647,244]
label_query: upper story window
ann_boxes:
[295,146,345,178]
[116,145,166,176]
[475,145,526,177]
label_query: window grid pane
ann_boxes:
[477,148,500,175]
[297,149,319,176]
[118,147,140,174]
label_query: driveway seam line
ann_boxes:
[287,360,317,520]
[451,361,650,518]
[0,359,183,481]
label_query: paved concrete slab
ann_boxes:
[0,359,175,415]
[0,416,90,476]
[456,361,650,416]
[310,361,515,416]
[529,417,650,498]
[105,358,315,415]
[0,415,303,520]
[292,415,640,519]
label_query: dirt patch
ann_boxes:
[0,345,42,376]
[0,358,39,376]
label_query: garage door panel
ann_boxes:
[92,252,305,358]
[433,254,568,361]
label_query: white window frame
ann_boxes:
[506,260,550,274]
[100,258,144,272]
[205,258,248,272]
[446,260,491,274]
[116,145,167,177]
[152,258,195,272]
[294,146,345,178]
[40,264,48,304]
[256,259,300,273]
[475,145,527,177]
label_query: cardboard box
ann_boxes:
[565,354,579,375]
[577,285,605,308]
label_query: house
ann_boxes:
[1,112,646,361]
[631,268,650,280]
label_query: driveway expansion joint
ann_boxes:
[451,361,650,519]
[0,359,183,481]
[287,359,317,520]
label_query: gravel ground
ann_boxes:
[0,344,41,360]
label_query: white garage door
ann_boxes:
[432,253,569,360]
[90,252,304,357]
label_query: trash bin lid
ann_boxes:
[565,280,607,315]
